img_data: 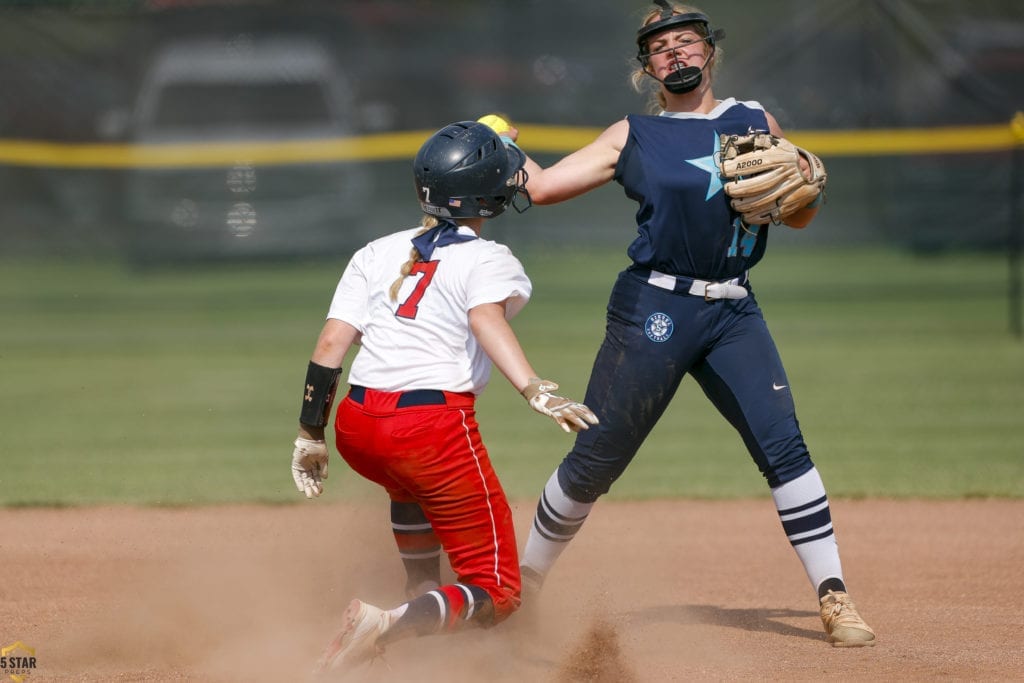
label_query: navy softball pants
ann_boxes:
[558,267,815,503]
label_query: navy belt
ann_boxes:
[348,385,447,407]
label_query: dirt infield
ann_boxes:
[2,499,1021,682]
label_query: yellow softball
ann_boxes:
[477,114,512,134]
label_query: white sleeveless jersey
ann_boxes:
[326,225,532,394]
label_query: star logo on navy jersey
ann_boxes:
[685,132,725,201]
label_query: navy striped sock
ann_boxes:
[771,468,845,595]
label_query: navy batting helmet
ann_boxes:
[414,121,530,219]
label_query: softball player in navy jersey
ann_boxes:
[290,121,597,674]
[512,2,875,647]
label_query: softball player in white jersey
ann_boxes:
[290,120,597,674]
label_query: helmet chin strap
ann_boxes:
[650,48,712,94]
[662,65,703,94]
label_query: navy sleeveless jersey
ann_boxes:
[614,98,771,280]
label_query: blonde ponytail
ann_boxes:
[389,215,439,301]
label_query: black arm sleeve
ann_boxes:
[299,361,342,428]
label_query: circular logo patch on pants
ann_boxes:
[644,312,674,342]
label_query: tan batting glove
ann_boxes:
[521,378,599,434]
[292,437,329,499]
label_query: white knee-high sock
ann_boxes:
[771,467,845,596]
[520,470,593,583]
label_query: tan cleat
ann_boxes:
[313,599,395,674]
[819,590,876,647]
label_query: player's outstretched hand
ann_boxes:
[521,378,600,433]
[292,437,329,498]
[477,113,519,143]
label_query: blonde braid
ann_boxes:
[389,215,439,301]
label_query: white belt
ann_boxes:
[646,269,748,300]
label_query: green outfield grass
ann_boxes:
[1,246,1021,506]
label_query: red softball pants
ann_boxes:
[334,386,521,621]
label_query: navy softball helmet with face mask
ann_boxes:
[414,121,530,219]
[636,1,725,94]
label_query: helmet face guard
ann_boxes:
[414,121,531,219]
[636,4,725,94]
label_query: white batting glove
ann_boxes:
[521,378,600,434]
[292,437,329,499]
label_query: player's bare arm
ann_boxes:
[521,119,629,205]
[468,300,536,391]
[469,300,598,433]
[311,318,361,369]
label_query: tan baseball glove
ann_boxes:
[718,132,826,226]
